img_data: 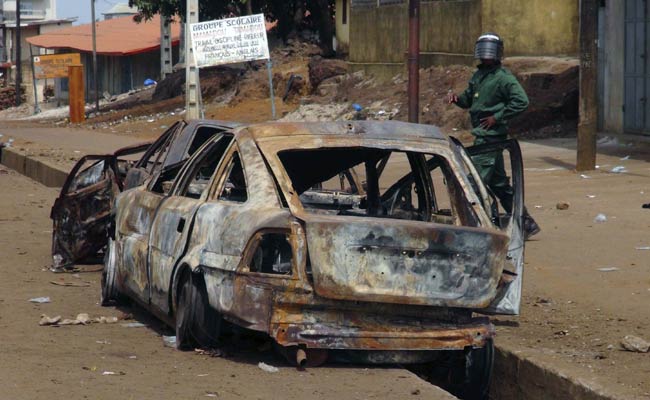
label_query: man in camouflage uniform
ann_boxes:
[448,32,540,239]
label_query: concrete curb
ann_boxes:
[0,146,68,188]
[492,345,627,400]
[0,147,632,400]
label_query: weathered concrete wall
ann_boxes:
[349,0,578,77]
[482,0,579,57]
[602,1,624,134]
[335,0,350,54]
[349,1,480,75]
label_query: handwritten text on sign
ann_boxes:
[33,53,81,79]
[190,14,270,68]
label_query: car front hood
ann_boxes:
[303,214,508,309]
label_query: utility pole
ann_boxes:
[407,0,420,123]
[160,16,173,80]
[91,0,99,113]
[185,0,200,119]
[15,0,21,106]
[577,0,598,171]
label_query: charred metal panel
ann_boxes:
[303,214,508,308]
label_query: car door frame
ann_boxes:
[463,139,525,315]
[146,133,234,316]
[51,142,152,268]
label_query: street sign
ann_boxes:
[190,14,270,68]
[33,53,81,79]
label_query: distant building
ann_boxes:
[338,0,637,137]
[0,0,76,100]
[102,3,138,20]
[28,15,180,100]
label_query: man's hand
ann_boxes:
[446,92,458,105]
[480,115,497,129]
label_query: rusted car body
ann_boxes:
[102,120,525,377]
[50,120,239,269]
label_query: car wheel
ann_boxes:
[175,270,222,350]
[426,339,494,400]
[100,238,119,306]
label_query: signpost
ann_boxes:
[32,52,82,116]
[190,14,275,118]
[33,53,81,79]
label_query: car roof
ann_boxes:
[240,121,448,142]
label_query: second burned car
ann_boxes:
[101,120,525,400]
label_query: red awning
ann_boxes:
[27,15,180,56]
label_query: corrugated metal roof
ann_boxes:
[103,3,139,15]
[26,15,180,56]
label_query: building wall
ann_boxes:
[335,0,350,54]
[482,0,579,56]
[348,0,579,77]
[601,1,624,134]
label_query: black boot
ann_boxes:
[523,210,541,240]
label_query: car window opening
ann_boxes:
[219,152,248,203]
[279,147,478,226]
[180,137,232,199]
[249,233,293,275]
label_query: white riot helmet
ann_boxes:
[474,33,504,61]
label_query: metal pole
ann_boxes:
[407,0,420,123]
[15,0,22,106]
[577,0,598,171]
[29,44,39,114]
[91,0,99,113]
[267,59,276,119]
[185,0,200,119]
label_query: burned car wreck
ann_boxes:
[92,120,522,399]
[50,120,239,269]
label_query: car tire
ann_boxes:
[175,270,222,350]
[426,339,494,400]
[100,238,120,306]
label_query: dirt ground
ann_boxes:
[2,123,650,398]
[0,164,455,400]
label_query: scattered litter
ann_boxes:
[611,165,627,173]
[597,267,619,272]
[621,335,650,353]
[29,297,51,303]
[162,335,177,348]
[636,246,650,250]
[554,330,569,336]
[195,348,226,358]
[101,371,125,376]
[620,155,630,160]
[96,316,119,324]
[50,280,90,287]
[59,318,84,326]
[580,174,591,179]
[556,202,570,210]
[534,205,543,209]
[586,195,596,199]
[205,392,219,398]
[96,340,111,345]
[39,314,61,326]
[122,322,146,328]
[128,355,137,359]
[147,118,155,123]
[594,213,608,223]
[257,362,279,373]
[39,313,119,326]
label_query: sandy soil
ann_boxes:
[0,165,455,400]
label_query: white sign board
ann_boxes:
[190,14,270,68]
